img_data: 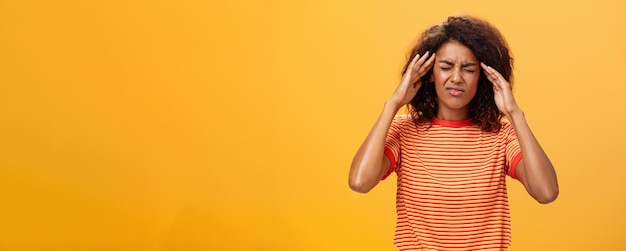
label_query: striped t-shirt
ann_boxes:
[383,114,522,251]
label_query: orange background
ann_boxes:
[1,0,625,250]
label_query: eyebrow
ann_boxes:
[438,60,477,67]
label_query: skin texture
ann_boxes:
[481,62,558,204]
[432,40,480,121]
[349,40,558,204]
[348,52,435,193]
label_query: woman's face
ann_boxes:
[432,40,481,119]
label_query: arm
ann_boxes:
[481,63,559,204]
[348,102,399,193]
[349,52,435,193]
[508,111,559,204]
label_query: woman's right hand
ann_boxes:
[387,51,436,108]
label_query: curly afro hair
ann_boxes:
[402,15,514,132]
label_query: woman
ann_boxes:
[349,15,559,250]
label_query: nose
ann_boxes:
[450,68,462,84]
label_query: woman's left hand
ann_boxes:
[481,63,520,116]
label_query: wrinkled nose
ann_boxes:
[450,68,462,83]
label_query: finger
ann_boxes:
[488,66,505,81]
[486,68,511,93]
[481,63,502,91]
[402,54,422,81]
[490,69,509,91]
[481,63,501,84]
[480,62,497,76]
[412,52,434,78]
[416,53,436,77]
[406,53,421,71]
[480,63,495,80]
[412,51,430,72]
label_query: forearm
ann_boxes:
[349,101,401,193]
[508,109,559,203]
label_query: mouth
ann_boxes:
[445,87,464,96]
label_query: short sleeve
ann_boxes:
[382,115,405,180]
[503,122,523,179]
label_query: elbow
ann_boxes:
[348,176,376,193]
[349,158,385,193]
[535,187,559,204]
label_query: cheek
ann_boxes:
[467,74,481,88]
[467,71,480,81]
[431,70,446,85]
[463,74,480,97]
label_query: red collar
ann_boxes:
[432,117,473,127]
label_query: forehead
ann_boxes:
[436,40,477,63]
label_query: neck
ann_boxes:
[436,107,470,121]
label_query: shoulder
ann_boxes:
[498,116,518,139]
[392,113,413,125]
[500,116,514,131]
[390,114,416,132]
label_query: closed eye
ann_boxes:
[462,63,477,73]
